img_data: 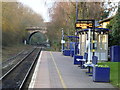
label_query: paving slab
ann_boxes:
[29,51,115,88]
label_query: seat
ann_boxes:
[76,53,88,62]
[76,53,88,68]
[84,56,98,74]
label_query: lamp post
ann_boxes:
[76,0,78,22]
[61,28,64,53]
[74,0,78,55]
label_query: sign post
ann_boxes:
[75,19,95,63]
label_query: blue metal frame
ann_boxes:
[67,36,79,38]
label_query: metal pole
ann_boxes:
[61,28,64,53]
[93,20,95,56]
[75,0,78,55]
[87,29,91,63]
[76,0,78,22]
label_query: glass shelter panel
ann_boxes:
[78,28,109,62]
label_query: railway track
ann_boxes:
[0,47,42,89]
[2,48,34,75]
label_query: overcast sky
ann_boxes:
[18,0,120,22]
[19,0,54,22]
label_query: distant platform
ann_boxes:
[29,51,114,88]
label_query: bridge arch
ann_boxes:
[27,31,46,44]
[25,26,48,45]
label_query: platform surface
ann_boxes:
[29,51,114,88]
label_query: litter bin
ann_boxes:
[63,49,71,56]
[70,42,75,50]
[70,49,74,57]
[111,45,120,62]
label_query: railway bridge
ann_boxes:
[25,26,48,44]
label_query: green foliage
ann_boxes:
[2,2,44,47]
[30,33,47,45]
[47,2,104,51]
[101,11,110,20]
[107,18,116,46]
[112,6,120,45]
[95,64,109,68]
[107,5,120,46]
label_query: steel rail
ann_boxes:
[19,48,42,90]
[0,48,36,80]
[0,50,24,65]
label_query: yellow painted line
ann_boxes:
[50,52,67,89]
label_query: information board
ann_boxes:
[75,20,94,29]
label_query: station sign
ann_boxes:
[75,20,94,29]
[61,40,65,44]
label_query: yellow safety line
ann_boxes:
[50,52,67,89]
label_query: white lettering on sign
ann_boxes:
[61,40,65,44]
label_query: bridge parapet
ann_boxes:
[26,26,47,34]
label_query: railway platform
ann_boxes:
[29,51,114,88]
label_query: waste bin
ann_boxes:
[111,45,120,62]
[63,49,71,56]
[70,49,74,57]
[70,42,75,50]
